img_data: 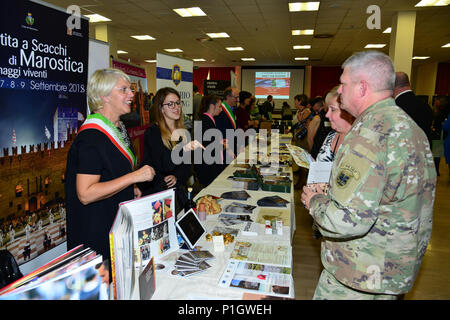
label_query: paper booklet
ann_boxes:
[306,161,333,184]
[109,189,178,300]
[0,245,106,300]
[229,241,292,267]
[218,260,293,298]
[286,144,314,169]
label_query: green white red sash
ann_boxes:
[221,101,237,130]
[78,113,136,169]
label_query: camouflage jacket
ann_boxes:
[309,98,436,295]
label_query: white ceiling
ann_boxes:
[43,0,450,67]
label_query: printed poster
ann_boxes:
[0,0,88,270]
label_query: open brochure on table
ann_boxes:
[109,189,178,300]
[218,260,293,298]
[229,241,292,267]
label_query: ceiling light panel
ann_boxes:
[206,33,230,38]
[289,2,320,12]
[173,7,207,17]
[292,29,314,35]
[85,14,111,23]
[293,45,311,49]
[131,35,155,40]
[164,48,183,52]
[364,44,386,48]
[415,0,449,7]
[226,47,244,51]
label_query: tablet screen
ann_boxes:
[176,209,206,249]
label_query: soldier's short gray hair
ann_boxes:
[342,51,395,93]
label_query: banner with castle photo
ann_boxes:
[0,0,88,271]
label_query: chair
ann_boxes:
[0,250,23,289]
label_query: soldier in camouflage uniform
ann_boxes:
[301,51,436,300]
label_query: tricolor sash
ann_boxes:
[221,102,236,130]
[78,113,137,169]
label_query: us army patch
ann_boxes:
[336,164,360,188]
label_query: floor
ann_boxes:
[291,160,450,300]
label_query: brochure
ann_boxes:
[109,189,178,300]
[219,213,253,226]
[286,144,314,168]
[229,241,292,267]
[219,260,293,298]
[224,202,257,214]
[0,247,105,300]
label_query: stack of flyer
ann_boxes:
[173,251,215,277]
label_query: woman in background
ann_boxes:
[194,95,227,186]
[236,90,255,131]
[309,86,355,239]
[140,87,203,212]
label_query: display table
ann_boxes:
[135,134,296,300]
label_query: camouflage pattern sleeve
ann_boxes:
[309,125,385,239]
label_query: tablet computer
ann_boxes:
[176,208,206,250]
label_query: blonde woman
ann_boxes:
[65,68,155,265]
[141,87,203,211]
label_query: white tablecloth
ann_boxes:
[146,134,296,300]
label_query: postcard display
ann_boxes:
[109,189,178,300]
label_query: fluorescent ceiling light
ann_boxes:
[85,14,111,23]
[241,58,255,61]
[412,56,430,59]
[164,48,183,53]
[193,58,206,62]
[292,29,314,35]
[206,32,230,38]
[364,44,386,48]
[226,47,244,51]
[289,2,320,12]
[117,50,128,54]
[173,7,206,17]
[383,27,392,33]
[293,45,311,49]
[415,0,449,7]
[131,35,155,40]
[145,60,156,63]
[295,57,309,60]
[442,43,450,48]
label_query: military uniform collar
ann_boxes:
[358,97,395,119]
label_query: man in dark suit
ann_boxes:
[394,72,433,144]
[215,87,239,161]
